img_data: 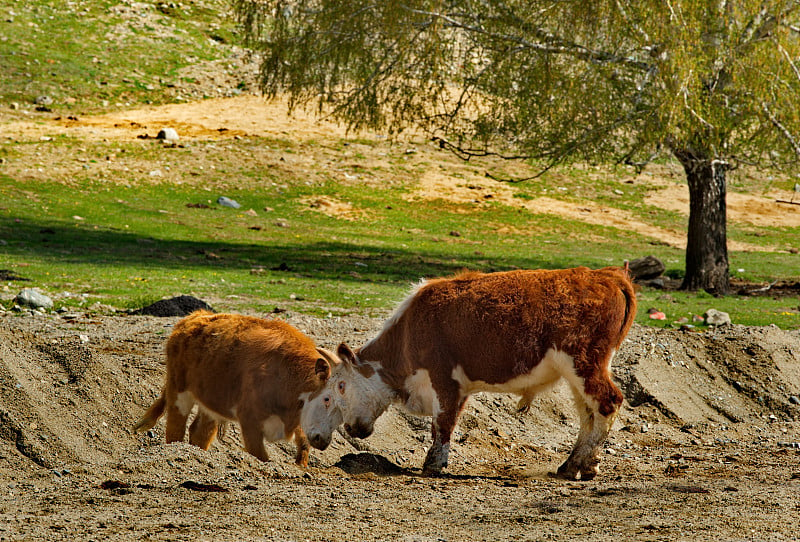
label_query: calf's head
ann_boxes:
[301,343,393,448]
[298,347,340,451]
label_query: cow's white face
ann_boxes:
[301,344,393,448]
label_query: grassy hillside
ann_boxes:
[1,0,798,329]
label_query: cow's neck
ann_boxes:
[358,331,412,400]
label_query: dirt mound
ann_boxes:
[130,295,214,317]
[1,312,799,540]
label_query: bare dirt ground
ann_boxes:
[1,310,799,542]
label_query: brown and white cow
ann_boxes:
[303,266,636,479]
[134,310,339,467]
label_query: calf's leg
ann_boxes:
[188,411,219,450]
[165,390,192,443]
[293,427,310,467]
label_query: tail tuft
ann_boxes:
[133,394,166,433]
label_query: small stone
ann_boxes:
[789,396,800,405]
[703,309,732,326]
[217,196,241,209]
[34,95,53,106]
[14,289,53,311]
[156,127,179,143]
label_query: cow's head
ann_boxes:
[301,343,393,449]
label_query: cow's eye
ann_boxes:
[337,381,346,394]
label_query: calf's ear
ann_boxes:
[315,357,332,382]
[337,343,359,367]
[316,347,341,367]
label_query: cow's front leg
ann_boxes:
[422,390,467,476]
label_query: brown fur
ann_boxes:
[135,310,334,467]
[341,266,636,478]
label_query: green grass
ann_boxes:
[0,0,238,111]
[0,1,797,330]
[1,158,798,328]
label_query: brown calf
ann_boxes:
[304,266,636,479]
[135,310,337,467]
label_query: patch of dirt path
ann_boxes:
[0,312,798,541]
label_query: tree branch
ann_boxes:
[762,102,800,159]
[399,4,652,72]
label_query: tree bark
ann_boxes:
[673,150,730,294]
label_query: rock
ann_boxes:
[704,309,732,326]
[788,396,800,405]
[14,289,54,311]
[34,95,53,106]
[130,295,213,317]
[333,453,406,475]
[217,196,241,209]
[628,255,666,280]
[156,127,180,143]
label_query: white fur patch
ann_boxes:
[450,347,578,400]
[175,391,195,416]
[403,369,439,416]
[261,415,286,442]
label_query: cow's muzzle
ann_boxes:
[344,421,373,440]
[308,433,331,450]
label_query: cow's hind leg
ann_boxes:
[557,375,622,481]
[188,411,219,450]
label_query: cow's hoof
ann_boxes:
[421,462,445,476]
[555,462,580,480]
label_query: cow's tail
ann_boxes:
[615,262,638,347]
[133,392,166,433]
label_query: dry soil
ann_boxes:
[0,310,799,542]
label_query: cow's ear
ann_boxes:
[337,343,359,367]
[315,357,331,382]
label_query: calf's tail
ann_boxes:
[133,393,166,433]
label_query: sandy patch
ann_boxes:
[646,183,800,229]
[408,171,772,251]
[2,95,351,142]
[300,195,364,221]
[2,96,793,251]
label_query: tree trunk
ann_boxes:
[674,150,730,294]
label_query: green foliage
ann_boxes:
[234,0,800,170]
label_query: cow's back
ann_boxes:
[395,267,635,384]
